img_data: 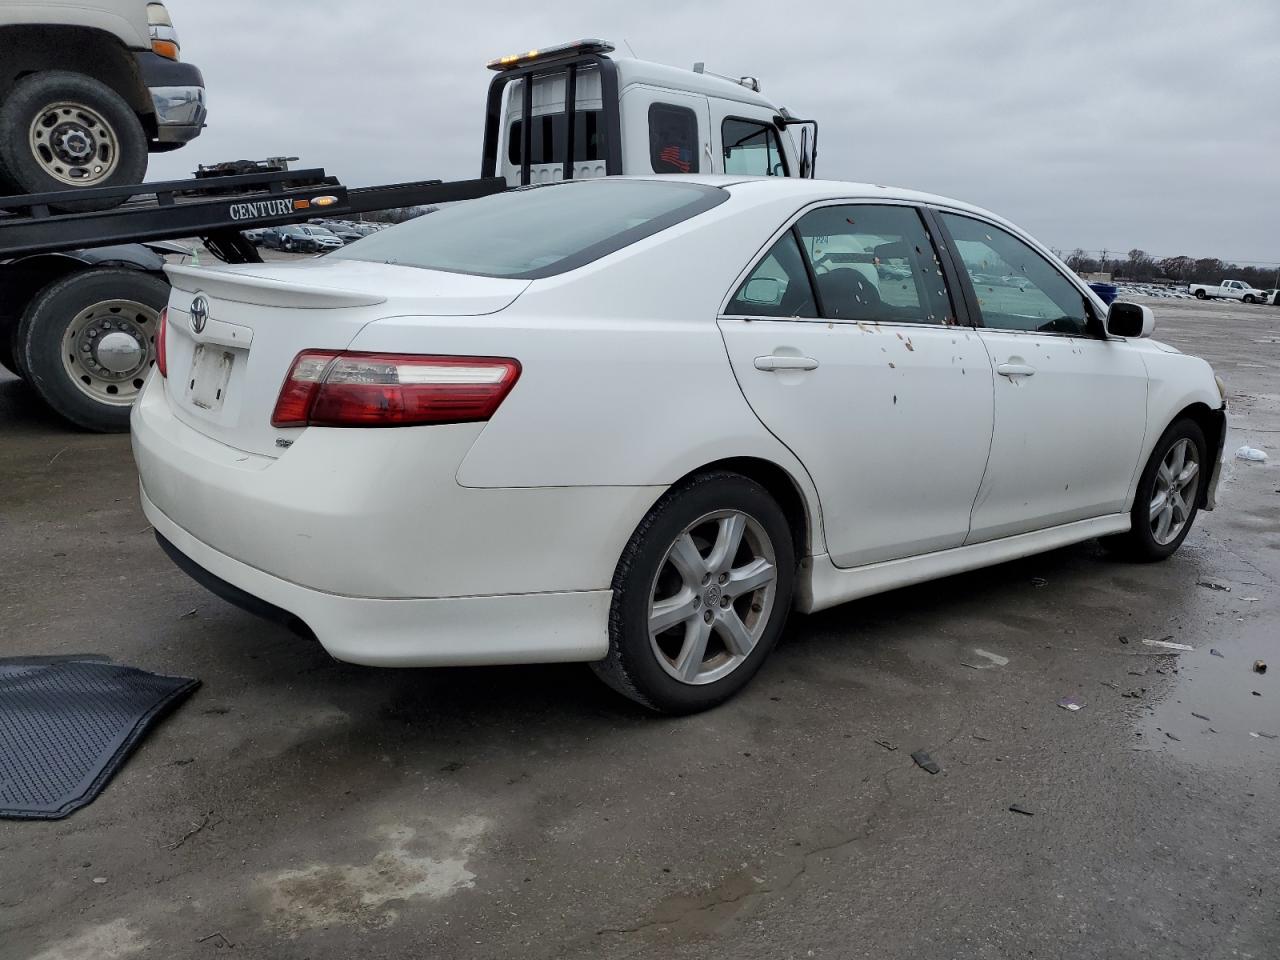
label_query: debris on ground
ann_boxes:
[1241,597,1261,602]
[1191,712,1211,721]
[1253,732,1278,740]
[1196,580,1231,592]
[1234,445,1268,462]
[972,734,992,742]
[1166,732,1182,742]
[1118,635,1130,644]
[1008,804,1034,816]
[1030,577,1048,587]
[1254,660,1267,674]
[911,750,941,774]
[1057,696,1084,712]
[1142,638,1195,651]
[1210,649,1226,658]
[179,608,198,620]
[92,877,107,884]
[973,649,1009,667]
[872,738,898,752]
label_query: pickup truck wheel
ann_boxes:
[1104,418,1206,562]
[0,71,147,212]
[1194,289,1208,299]
[592,472,796,714]
[1243,295,1256,304]
[17,268,167,432]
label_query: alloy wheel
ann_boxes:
[647,510,778,685]
[1149,437,1200,545]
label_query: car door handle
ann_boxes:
[996,362,1036,378]
[754,355,819,372]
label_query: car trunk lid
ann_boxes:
[162,260,529,456]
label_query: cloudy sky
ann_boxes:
[154,0,1280,266]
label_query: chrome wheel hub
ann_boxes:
[29,102,120,186]
[648,510,778,685]
[60,299,158,406]
[1149,437,1200,546]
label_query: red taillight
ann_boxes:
[156,307,168,378]
[271,351,521,428]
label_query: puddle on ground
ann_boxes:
[260,817,488,935]
[1136,614,1279,767]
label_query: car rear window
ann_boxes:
[334,180,727,279]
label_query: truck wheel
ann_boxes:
[1243,295,1256,304]
[16,268,168,432]
[1194,289,1208,300]
[0,71,147,212]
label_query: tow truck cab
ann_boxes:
[481,40,817,187]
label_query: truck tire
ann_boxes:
[1243,295,1256,304]
[16,268,168,432]
[0,72,148,212]
[1194,289,1208,300]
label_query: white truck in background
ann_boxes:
[1188,279,1269,303]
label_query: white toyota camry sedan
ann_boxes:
[133,176,1227,713]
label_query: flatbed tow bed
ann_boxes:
[0,169,506,430]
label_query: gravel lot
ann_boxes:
[1,295,1277,959]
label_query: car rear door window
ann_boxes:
[722,118,787,176]
[938,213,1090,335]
[726,232,816,317]
[649,103,700,174]
[790,205,956,325]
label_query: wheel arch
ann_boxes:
[1168,401,1225,508]
[670,456,815,562]
[0,26,152,123]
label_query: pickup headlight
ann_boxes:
[147,3,180,60]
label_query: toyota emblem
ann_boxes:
[189,294,209,334]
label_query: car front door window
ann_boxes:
[938,213,1090,336]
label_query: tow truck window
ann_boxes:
[336,179,727,280]
[649,103,700,174]
[508,110,603,165]
[722,118,787,176]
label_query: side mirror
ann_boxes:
[742,277,783,304]
[1107,301,1154,338]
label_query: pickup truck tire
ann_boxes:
[16,268,167,432]
[0,72,148,213]
[1243,295,1256,304]
[1194,289,1208,299]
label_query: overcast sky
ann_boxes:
[154,0,1280,266]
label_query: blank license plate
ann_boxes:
[186,344,234,411]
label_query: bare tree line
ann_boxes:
[1052,247,1280,288]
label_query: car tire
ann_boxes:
[1243,295,1256,304]
[592,471,796,714]
[282,238,294,252]
[1194,289,1208,300]
[17,268,168,432]
[1104,418,1207,562]
[0,71,148,212]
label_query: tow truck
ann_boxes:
[0,39,817,431]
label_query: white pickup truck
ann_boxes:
[1188,279,1269,303]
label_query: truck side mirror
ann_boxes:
[1106,301,1154,338]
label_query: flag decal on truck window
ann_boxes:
[659,145,691,173]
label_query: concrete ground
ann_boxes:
[1,297,1277,960]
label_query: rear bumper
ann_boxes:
[144,486,612,666]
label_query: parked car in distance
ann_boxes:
[259,224,342,254]
[1188,279,1269,303]
[134,177,1227,714]
[330,227,365,244]
[0,0,206,210]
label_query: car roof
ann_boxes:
[599,174,1018,234]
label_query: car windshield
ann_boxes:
[334,180,727,279]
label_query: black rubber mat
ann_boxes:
[0,658,199,820]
